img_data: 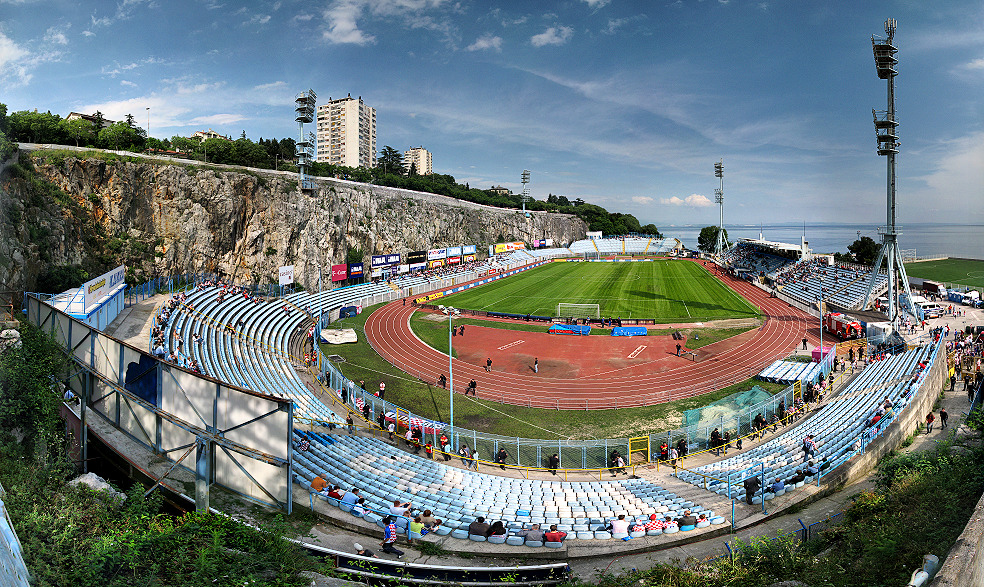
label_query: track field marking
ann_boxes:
[627,345,647,358]
[681,300,692,318]
[497,340,526,350]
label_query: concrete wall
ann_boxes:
[932,490,984,586]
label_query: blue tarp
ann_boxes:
[549,324,591,336]
[611,326,648,337]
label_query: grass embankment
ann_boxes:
[440,260,761,323]
[905,257,984,289]
[322,304,782,440]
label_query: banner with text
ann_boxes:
[428,259,445,268]
[278,265,294,286]
[447,246,462,257]
[348,263,364,278]
[330,264,348,282]
[447,256,461,265]
[407,250,427,265]
[464,254,476,263]
[427,248,447,261]
[371,253,401,268]
[462,244,477,255]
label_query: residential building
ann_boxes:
[403,146,433,175]
[316,94,376,168]
[489,185,510,195]
[65,112,115,128]
[191,129,229,142]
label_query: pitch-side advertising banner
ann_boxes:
[407,250,427,264]
[427,248,447,261]
[278,265,294,285]
[447,246,462,257]
[447,256,461,264]
[462,244,477,255]
[371,253,401,268]
[331,264,348,282]
[428,259,445,268]
[463,254,476,262]
[348,263,364,277]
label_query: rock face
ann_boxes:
[0,153,587,290]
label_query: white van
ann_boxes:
[921,302,942,318]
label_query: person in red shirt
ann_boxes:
[644,515,664,531]
[543,524,567,543]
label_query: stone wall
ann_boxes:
[0,152,587,291]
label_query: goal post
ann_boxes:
[556,303,600,320]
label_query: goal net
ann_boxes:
[556,303,601,320]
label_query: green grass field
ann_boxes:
[905,258,984,289]
[443,260,760,323]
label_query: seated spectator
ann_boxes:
[296,438,310,452]
[770,478,785,494]
[608,514,630,534]
[805,460,819,477]
[786,470,806,485]
[389,499,412,517]
[326,485,343,499]
[486,520,507,537]
[340,488,360,506]
[468,516,490,536]
[676,510,697,528]
[310,475,328,495]
[353,497,368,517]
[516,524,544,542]
[419,509,442,528]
[631,521,646,533]
[697,514,708,525]
[410,516,426,538]
[645,514,664,532]
[663,517,678,530]
[544,524,567,543]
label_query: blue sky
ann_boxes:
[1,0,982,229]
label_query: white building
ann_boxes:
[316,94,376,168]
[403,146,433,175]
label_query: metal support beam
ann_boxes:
[196,437,210,512]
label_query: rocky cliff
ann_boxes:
[0,149,586,291]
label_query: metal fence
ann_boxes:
[716,511,845,562]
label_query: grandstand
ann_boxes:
[678,340,939,503]
[292,432,726,542]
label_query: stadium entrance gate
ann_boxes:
[629,436,650,464]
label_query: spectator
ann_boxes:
[346,414,355,434]
[353,542,378,558]
[310,475,329,496]
[470,449,480,471]
[786,469,806,486]
[389,499,411,517]
[668,446,679,467]
[940,407,949,428]
[743,475,761,505]
[548,453,560,475]
[662,517,678,531]
[676,510,697,528]
[296,438,310,452]
[419,509,442,529]
[327,485,343,500]
[516,523,544,542]
[770,478,785,494]
[458,444,471,466]
[802,434,817,463]
[608,514,630,534]
[496,448,509,470]
[409,516,426,540]
[805,460,819,477]
[925,412,935,433]
[468,516,490,536]
[381,517,404,558]
[544,524,568,543]
[645,514,664,532]
[341,488,360,506]
[486,520,507,537]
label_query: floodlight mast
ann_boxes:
[714,160,725,257]
[294,89,317,192]
[521,170,531,213]
[861,19,918,326]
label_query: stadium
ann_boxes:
[15,221,981,585]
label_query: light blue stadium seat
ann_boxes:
[663,526,679,534]
[487,534,506,544]
[525,540,543,547]
[469,534,487,542]
[544,541,563,548]
[646,529,662,536]
[576,531,594,540]
[629,531,645,538]
[433,525,452,536]
[506,536,525,546]
[451,529,469,539]
[594,531,612,540]
[696,520,710,528]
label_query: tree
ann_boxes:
[377,145,404,175]
[98,121,143,151]
[698,226,730,253]
[92,110,105,130]
[124,113,137,128]
[848,236,880,266]
[61,118,95,147]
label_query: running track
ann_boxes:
[365,260,820,409]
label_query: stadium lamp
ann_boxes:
[442,306,461,441]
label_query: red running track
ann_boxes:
[365,260,820,409]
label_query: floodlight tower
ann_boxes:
[521,169,531,214]
[295,89,317,191]
[714,160,725,257]
[861,19,918,325]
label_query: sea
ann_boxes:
[663,223,984,260]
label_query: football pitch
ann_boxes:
[905,258,984,289]
[445,260,761,323]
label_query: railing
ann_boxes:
[715,511,845,562]
[0,481,31,587]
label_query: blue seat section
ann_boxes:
[293,431,716,542]
[682,345,936,501]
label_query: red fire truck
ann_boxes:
[824,312,864,340]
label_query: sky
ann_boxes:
[1,0,982,229]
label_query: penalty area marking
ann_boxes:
[627,345,647,359]
[497,340,526,350]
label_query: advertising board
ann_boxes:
[330,264,348,282]
[348,263,364,277]
[464,254,476,262]
[427,248,447,261]
[406,250,427,264]
[463,244,477,255]
[278,265,294,286]
[447,246,462,257]
[371,253,401,268]
[428,259,445,268]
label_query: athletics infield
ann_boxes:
[365,259,819,409]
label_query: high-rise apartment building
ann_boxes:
[315,94,376,168]
[403,146,433,175]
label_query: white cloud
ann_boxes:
[120,80,137,87]
[631,196,653,205]
[189,113,246,126]
[249,14,271,25]
[0,31,30,85]
[82,30,96,37]
[582,0,609,7]
[660,194,713,207]
[321,0,447,46]
[962,57,984,70]
[531,26,573,47]
[912,132,984,219]
[466,33,502,52]
[43,25,70,46]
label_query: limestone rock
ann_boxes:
[0,329,21,354]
